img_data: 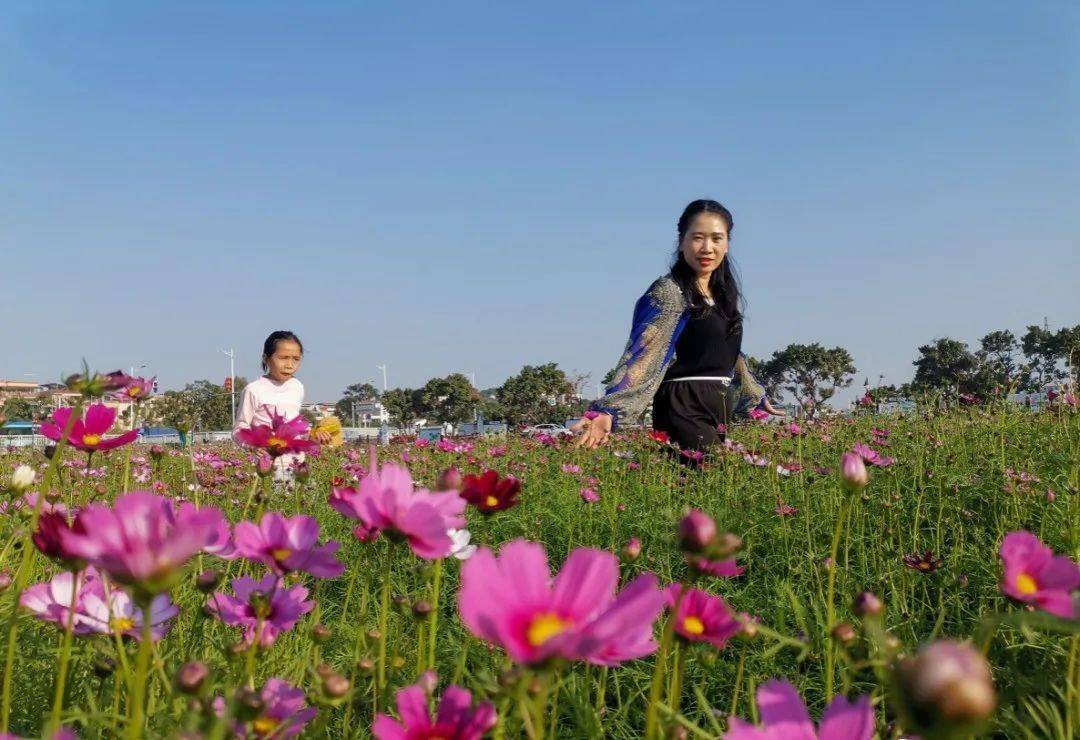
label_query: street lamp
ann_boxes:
[129,363,147,427]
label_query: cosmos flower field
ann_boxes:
[0,375,1077,738]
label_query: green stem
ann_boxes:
[374,571,390,715]
[47,570,81,732]
[127,605,154,739]
[426,558,443,670]
[824,497,851,701]
[1,397,82,731]
[646,584,686,739]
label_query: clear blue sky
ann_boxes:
[3,2,1077,404]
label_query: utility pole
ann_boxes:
[223,349,236,427]
[376,364,388,393]
[129,362,147,428]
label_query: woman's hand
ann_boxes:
[313,429,333,444]
[571,413,613,448]
[762,399,786,417]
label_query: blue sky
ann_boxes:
[3,2,1077,405]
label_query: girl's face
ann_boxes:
[680,213,729,279]
[265,340,302,382]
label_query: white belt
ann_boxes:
[666,376,731,384]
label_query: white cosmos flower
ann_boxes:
[11,465,35,492]
[447,528,476,561]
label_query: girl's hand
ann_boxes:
[313,429,333,444]
[571,413,612,449]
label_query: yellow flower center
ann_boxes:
[127,387,141,397]
[82,434,101,448]
[252,716,280,736]
[1015,572,1038,595]
[266,437,288,455]
[485,495,499,508]
[918,561,932,571]
[110,617,135,633]
[682,616,706,635]
[526,613,570,647]
[272,548,292,563]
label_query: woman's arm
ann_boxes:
[588,277,687,429]
[728,354,784,418]
[231,386,258,443]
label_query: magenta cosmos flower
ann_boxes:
[60,492,226,595]
[999,530,1080,619]
[41,404,139,454]
[373,674,497,740]
[234,512,344,578]
[20,569,99,635]
[234,407,319,458]
[458,539,665,666]
[725,679,874,739]
[851,442,895,468]
[220,678,317,739]
[206,573,314,646]
[111,375,155,403]
[666,584,742,649]
[329,462,466,560]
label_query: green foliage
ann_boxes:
[381,387,424,429]
[420,373,479,424]
[146,378,247,431]
[1,396,43,422]
[335,381,381,422]
[496,363,576,426]
[760,343,856,417]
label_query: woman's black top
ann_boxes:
[663,303,743,381]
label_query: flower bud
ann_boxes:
[255,454,274,478]
[93,654,117,679]
[10,465,35,493]
[293,462,311,483]
[679,509,716,553]
[437,467,463,491]
[621,537,642,562]
[323,672,351,699]
[316,662,334,678]
[310,623,332,644]
[840,452,869,493]
[357,657,375,674]
[831,622,857,645]
[149,444,165,461]
[234,688,264,721]
[898,640,996,731]
[417,670,438,694]
[853,591,884,617]
[196,569,221,593]
[175,661,210,695]
[0,571,11,591]
[412,600,432,620]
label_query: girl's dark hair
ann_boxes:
[669,199,744,330]
[261,330,304,372]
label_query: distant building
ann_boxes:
[343,399,390,426]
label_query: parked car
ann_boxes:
[521,423,572,438]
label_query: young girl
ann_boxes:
[233,330,332,475]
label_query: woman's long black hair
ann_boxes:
[669,199,744,332]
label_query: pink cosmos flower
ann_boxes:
[41,404,139,454]
[81,577,179,642]
[20,569,99,635]
[852,442,895,468]
[206,573,314,646]
[220,678,317,739]
[372,674,497,740]
[561,464,581,474]
[580,488,600,503]
[177,502,238,560]
[60,492,226,595]
[234,513,344,579]
[32,512,87,569]
[329,462,466,560]
[725,679,873,739]
[111,375,155,403]
[458,539,665,666]
[999,531,1080,619]
[666,585,742,649]
[234,407,319,458]
[689,557,746,579]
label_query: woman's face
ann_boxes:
[265,340,302,382]
[679,213,729,278]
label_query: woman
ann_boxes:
[573,199,783,453]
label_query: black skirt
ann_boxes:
[652,379,731,454]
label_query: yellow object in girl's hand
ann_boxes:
[313,415,344,447]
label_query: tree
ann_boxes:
[1,396,43,422]
[745,355,784,400]
[912,338,978,397]
[761,343,856,418]
[978,330,1018,387]
[1054,325,1080,381]
[145,378,248,431]
[420,374,479,425]
[496,363,576,426]
[1021,325,1064,390]
[600,367,618,388]
[381,388,425,429]
[335,381,381,422]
